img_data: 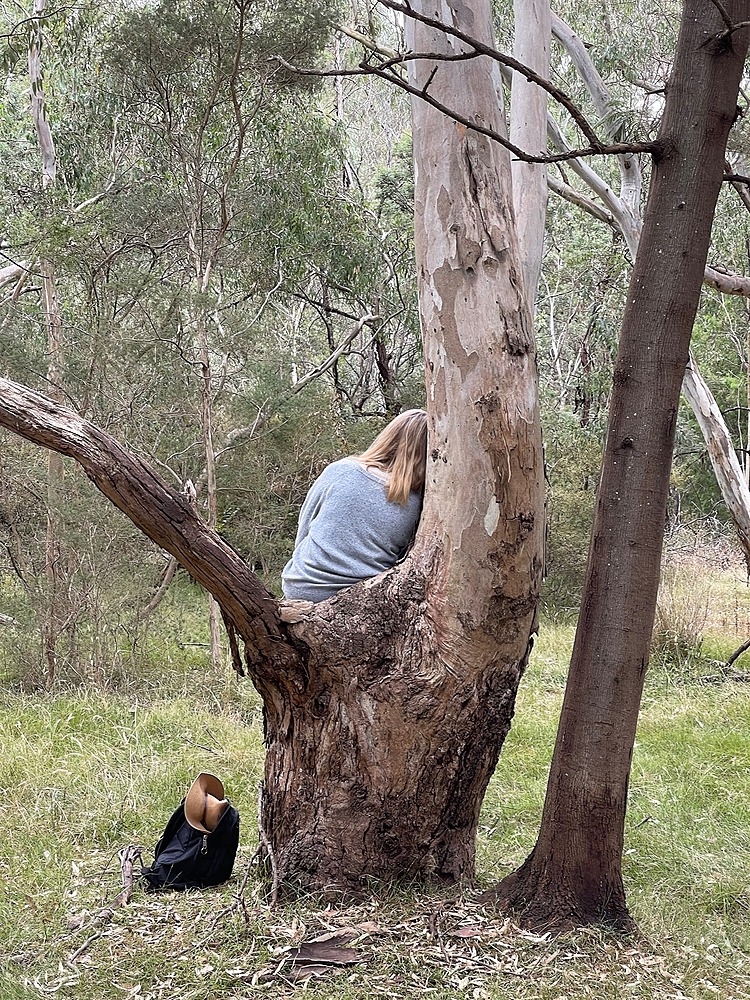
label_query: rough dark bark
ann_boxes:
[489,0,750,932]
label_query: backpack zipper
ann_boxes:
[201,834,208,855]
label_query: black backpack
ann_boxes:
[141,797,240,892]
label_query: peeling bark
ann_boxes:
[257,0,544,893]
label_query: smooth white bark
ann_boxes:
[510,0,550,313]
[682,357,750,568]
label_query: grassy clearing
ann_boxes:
[1,570,750,999]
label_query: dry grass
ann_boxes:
[9,861,750,1000]
[2,558,750,999]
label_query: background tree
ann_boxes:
[0,0,426,678]
[491,0,750,930]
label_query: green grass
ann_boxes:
[1,593,750,999]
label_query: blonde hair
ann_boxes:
[355,408,428,505]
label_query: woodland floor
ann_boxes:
[1,551,749,999]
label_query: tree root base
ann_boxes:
[481,866,639,937]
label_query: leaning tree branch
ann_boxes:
[547,172,616,229]
[336,23,401,61]
[273,55,657,165]
[726,636,750,667]
[0,376,300,678]
[709,0,734,29]
[290,313,378,395]
[377,0,604,146]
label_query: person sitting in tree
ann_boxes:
[281,409,428,603]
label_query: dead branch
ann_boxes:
[273,55,656,166]
[709,0,733,29]
[726,636,750,668]
[291,313,378,394]
[141,556,178,619]
[547,172,616,228]
[113,845,143,906]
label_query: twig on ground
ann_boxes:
[257,781,280,906]
[726,636,750,668]
[113,845,143,906]
[67,931,104,963]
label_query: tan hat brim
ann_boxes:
[184,772,229,832]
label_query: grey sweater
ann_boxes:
[281,458,422,603]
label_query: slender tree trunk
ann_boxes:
[196,296,223,670]
[41,263,65,683]
[745,299,750,490]
[30,0,65,684]
[491,0,750,931]
[682,355,750,571]
[511,0,550,313]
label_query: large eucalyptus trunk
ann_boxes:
[492,0,750,930]
[257,0,544,890]
[0,0,543,892]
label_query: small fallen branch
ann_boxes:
[726,636,750,669]
[257,782,280,906]
[114,845,143,906]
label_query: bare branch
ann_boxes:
[290,314,379,395]
[547,172,616,229]
[704,265,750,296]
[709,0,734,29]
[629,77,667,95]
[336,23,400,61]
[273,54,656,165]
[0,4,77,42]
[377,0,606,148]
[0,262,30,290]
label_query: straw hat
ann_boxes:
[184,772,229,833]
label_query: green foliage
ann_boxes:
[0,0,427,680]
[107,0,341,87]
[374,132,414,223]
[539,409,602,605]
